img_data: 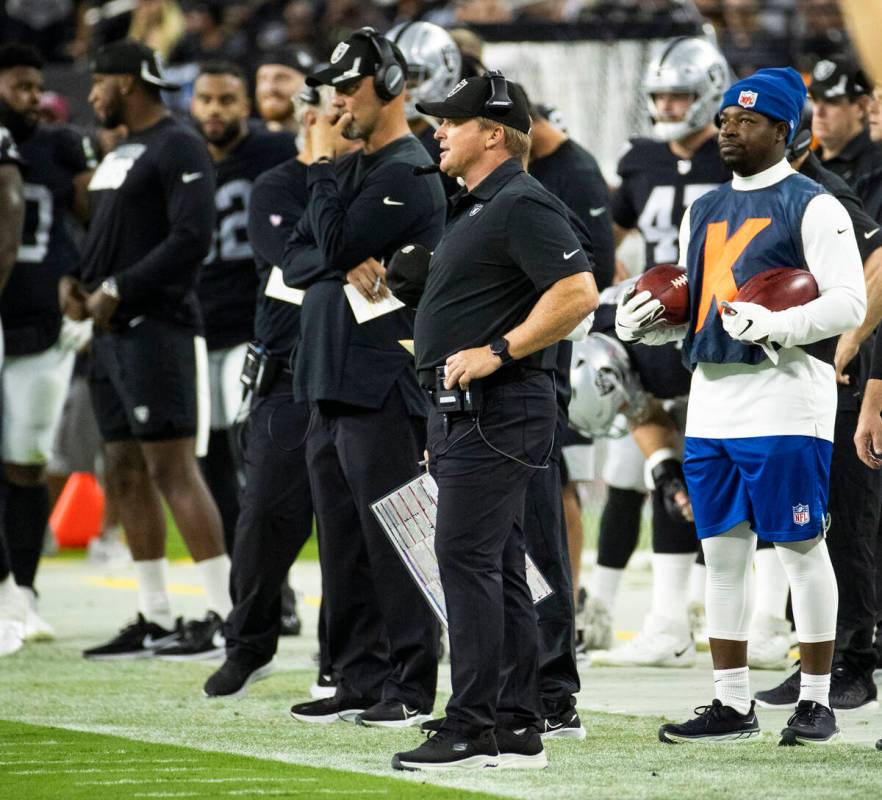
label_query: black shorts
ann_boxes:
[89,317,198,443]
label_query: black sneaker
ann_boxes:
[203,657,276,698]
[659,699,761,744]
[420,716,446,733]
[355,700,432,729]
[541,710,586,741]
[779,700,839,745]
[153,612,225,661]
[755,663,801,709]
[309,672,337,700]
[496,727,547,769]
[82,614,180,660]
[392,727,499,771]
[290,695,369,724]
[829,664,879,712]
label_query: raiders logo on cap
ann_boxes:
[330,42,349,64]
[447,79,467,98]
[813,60,836,81]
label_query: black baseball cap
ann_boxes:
[90,39,181,91]
[415,73,532,134]
[257,45,315,75]
[808,56,871,101]
[306,30,405,88]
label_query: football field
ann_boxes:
[3,555,882,800]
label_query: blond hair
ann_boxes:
[476,116,531,166]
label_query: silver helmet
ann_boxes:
[568,333,648,439]
[643,36,730,142]
[387,21,462,122]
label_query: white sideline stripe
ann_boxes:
[82,777,310,786]
[1,758,198,765]
[10,766,209,775]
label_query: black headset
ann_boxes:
[352,27,404,102]
[485,70,513,112]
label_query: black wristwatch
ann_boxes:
[489,336,513,366]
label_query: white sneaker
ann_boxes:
[87,531,132,565]
[688,602,710,652]
[0,618,25,656]
[576,592,613,652]
[0,577,27,656]
[21,587,55,642]
[591,614,695,668]
[748,613,793,670]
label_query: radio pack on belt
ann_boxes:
[433,365,480,415]
[240,341,287,397]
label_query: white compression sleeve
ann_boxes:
[774,535,838,643]
[702,522,756,641]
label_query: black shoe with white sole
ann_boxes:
[829,665,879,711]
[659,699,761,744]
[541,711,586,740]
[392,727,498,771]
[754,664,801,709]
[309,672,338,700]
[779,701,839,745]
[154,612,225,661]
[290,695,370,724]
[203,657,275,698]
[495,727,548,769]
[420,716,445,734]
[355,700,432,728]
[82,614,181,660]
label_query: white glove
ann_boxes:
[565,312,594,342]
[720,301,781,363]
[58,317,93,353]
[615,287,686,346]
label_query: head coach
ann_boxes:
[393,74,598,771]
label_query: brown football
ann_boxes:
[734,268,819,311]
[633,264,689,325]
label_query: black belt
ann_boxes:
[418,363,548,392]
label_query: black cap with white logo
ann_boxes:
[306,30,405,89]
[415,72,531,134]
[808,56,871,101]
[90,39,181,91]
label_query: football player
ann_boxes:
[254,47,315,136]
[0,44,96,641]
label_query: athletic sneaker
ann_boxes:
[591,614,695,668]
[687,602,710,652]
[495,727,548,769]
[290,695,369,724]
[754,663,801,709]
[309,672,337,700]
[392,727,499,771]
[153,611,225,661]
[541,710,586,740]
[355,700,432,728]
[659,699,761,744]
[829,664,879,712]
[421,716,445,734]
[0,578,27,657]
[779,701,839,745]
[0,618,25,657]
[82,614,181,660]
[21,588,54,642]
[747,613,794,670]
[575,591,613,653]
[203,657,276,698]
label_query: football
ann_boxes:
[634,264,689,325]
[733,267,819,311]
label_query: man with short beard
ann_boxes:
[184,62,294,614]
[254,47,314,135]
[0,43,96,642]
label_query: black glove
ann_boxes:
[651,457,690,523]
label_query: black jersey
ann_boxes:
[198,129,295,351]
[77,115,215,332]
[247,157,309,356]
[611,136,729,269]
[0,125,21,166]
[1,125,95,356]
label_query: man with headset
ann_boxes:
[283,29,445,728]
[393,73,597,771]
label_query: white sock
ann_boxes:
[588,564,623,614]
[753,548,789,619]
[798,671,831,708]
[713,666,751,715]
[134,558,173,630]
[196,554,232,619]
[688,563,706,606]
[650,553,693,625]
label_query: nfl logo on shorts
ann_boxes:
[792,503,810,526]
[738,90,758,108]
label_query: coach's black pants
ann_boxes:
[225,377,314,667]
[826,407,882,675]
[306,388,438,711]
[430,371,556,736]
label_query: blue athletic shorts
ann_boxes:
[683,435,832,542]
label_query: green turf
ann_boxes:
[0,719,499,800]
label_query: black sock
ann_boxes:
[597,487,644,569]
[199,429,241,553]
[5,483,50,588]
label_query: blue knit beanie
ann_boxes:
[718,67,807,144]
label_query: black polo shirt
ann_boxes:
[414,157,593,374]
[821,130,882,222]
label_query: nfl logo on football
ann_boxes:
[738,90,758,108]
[792,503,810,526]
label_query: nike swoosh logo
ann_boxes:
[589,207,606,217]
[865,228,880,239]
[673,646,690,658]
[837,227,848,234]
[383,197,404,206]
[182,172,203,183]
[563,249,580,260]
[740,320,753,336]
[545,720,564,730]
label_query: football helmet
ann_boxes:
[569,333,648,439]
[387,21,462,121]
[644,36,730,142]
